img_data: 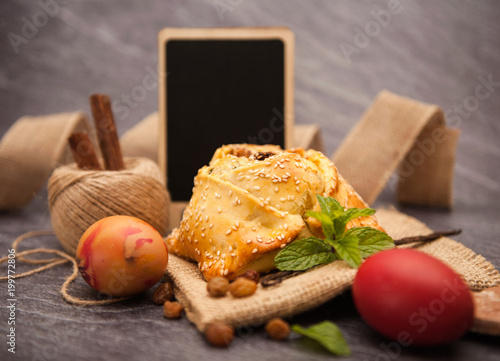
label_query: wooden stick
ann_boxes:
[260,270,304,287]
[260,229,463,287]
[393,229,462,246]
[68,132,101,170]
[90,94,124,170]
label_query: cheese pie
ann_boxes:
[166,144,384,281]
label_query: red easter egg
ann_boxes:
[352,248,474,346]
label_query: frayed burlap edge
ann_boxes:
[166,208,500,331]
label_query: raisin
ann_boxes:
[254,151,274,160]
[265,318,290,340]
[153,282,174,305]
[229,277,257,298]
[207,276,230,297]
[236,270,260,284]
[205,322,234,347]
[163,301,183,319]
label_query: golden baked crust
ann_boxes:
[166,144,384,281]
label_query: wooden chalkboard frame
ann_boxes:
[157,27,295,203]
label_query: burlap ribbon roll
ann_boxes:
[0,90,456,211]
[333,90,460,207]
[0,112,91,210]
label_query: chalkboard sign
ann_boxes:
[158,28,294,202]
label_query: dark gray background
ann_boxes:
[1,1,499,360]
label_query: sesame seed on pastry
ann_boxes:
[166,144,384,281]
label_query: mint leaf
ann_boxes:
[316,195,344,220]
[306,211,335,240]
[331,234,362,268]
[342,207,376,220]
[334,207,376,236]
[292,321,351,356]
[274,238,335,271]
[344,227,394,258]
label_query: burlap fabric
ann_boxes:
[333,90,459,208]
[121,112,160,162]
[167,208,500,331]
[0,112,91,210]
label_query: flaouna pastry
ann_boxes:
[166,144,384,281]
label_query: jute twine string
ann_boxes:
[0,230,130,305]
[48,157,170,256]
[0,157,169,306]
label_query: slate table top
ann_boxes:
[1,1,499,360]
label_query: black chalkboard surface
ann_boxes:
[158,28,294,202]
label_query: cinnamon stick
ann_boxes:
[68,132,101,170]
[90,93,124,170]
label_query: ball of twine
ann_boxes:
[48,157,170,256]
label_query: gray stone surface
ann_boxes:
[1,0,499,360]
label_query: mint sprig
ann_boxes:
[292,321,351,356]
[275,195,394,270]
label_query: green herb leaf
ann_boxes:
[316,195,344,220]
[306,210,335,240]
[342,207,376,221]
[292,321,351,356]
[274,238,336,271]
[344,227,394,258]
[331,234,362,268]
[334,207,376,236]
